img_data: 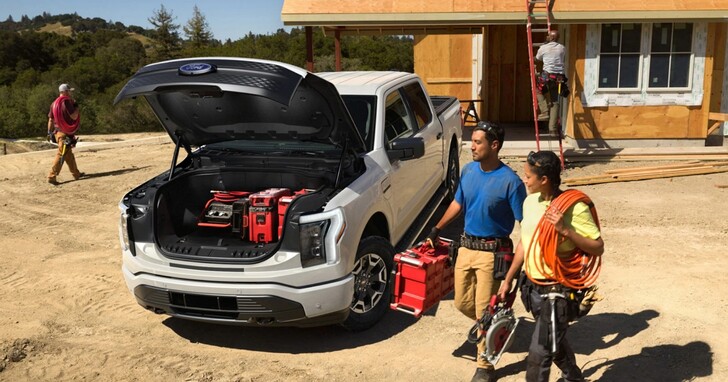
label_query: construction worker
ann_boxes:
[535,30,567,135]
[47,83,83,185]
[498,151,604,382]
[427,121,527,382]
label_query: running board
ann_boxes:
[394,184,448,252]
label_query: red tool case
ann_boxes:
[277,188,309,238]
[390,238,455,318]
[198,191,251,230]
[249,188,291,243]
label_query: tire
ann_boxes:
[445,144,460,203]
[341,236,395,331]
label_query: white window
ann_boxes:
[583,22,705,107]
[648,23,693,89]
[598,23,642,89]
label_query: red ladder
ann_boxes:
[526,0,565,168]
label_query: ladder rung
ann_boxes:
[529,0,547,3]
[533,28,549,33]
[538,133,562,138]
[533,42,545,47]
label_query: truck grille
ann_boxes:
[134,285,305,322]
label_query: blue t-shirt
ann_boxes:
[454,161,526,238]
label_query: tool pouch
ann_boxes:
[448,240,460,267]
[493,250,514,280]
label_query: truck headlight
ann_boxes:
[119,212,131,252]
[300,220,329,267]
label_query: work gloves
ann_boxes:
[425,227,440,248]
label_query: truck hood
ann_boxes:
[114,57,366,153]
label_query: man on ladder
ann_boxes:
[535,30,568,137]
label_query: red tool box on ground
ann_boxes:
[249,188,291,243]
[390,237,455,318]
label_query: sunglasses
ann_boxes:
[474,123,498,142]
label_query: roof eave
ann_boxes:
[282,10,728,29]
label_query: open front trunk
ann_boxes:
[144,166,335,263]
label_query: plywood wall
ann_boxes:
[483,25,534,123]
[415,26,557,124]
[414,35,473,103]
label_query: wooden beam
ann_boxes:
[564,166,728,186]
[427,77,471,84]
[708,112,728,135]
[604,160,702,174]
[335,28,342,71]
[305,26,314,72]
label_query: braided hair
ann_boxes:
[527,150,562,189]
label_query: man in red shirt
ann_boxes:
[47,83,83,185]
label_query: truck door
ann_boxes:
[383,85,441,240]
[401,82,443,197]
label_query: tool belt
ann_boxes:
[460,234,514,280]
[460,234,511,252]
[520,275,589,322]
[537,71,570,98]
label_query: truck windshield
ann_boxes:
[341,95,376,152]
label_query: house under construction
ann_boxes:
[281,0,728,148]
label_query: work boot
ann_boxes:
[48,177,59,185]
[471,367,496,382]
[74,172,85,180]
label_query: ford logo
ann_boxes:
[178,63,216,76]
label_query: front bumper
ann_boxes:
[123,265,354,326]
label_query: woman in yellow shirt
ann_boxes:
[498,151,604,382]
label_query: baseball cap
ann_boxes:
[59,83,75,92]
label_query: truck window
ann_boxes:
[384,91,415,144]
[402,82,433,129]
[341,95,376,152]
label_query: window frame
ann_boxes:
[595,22,695,93]
[583,22,705,107]
[596,23,644,92]
[645,22,694,92]
[383,89,416,147]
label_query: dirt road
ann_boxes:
[1,134,726,381]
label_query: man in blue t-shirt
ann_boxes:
[428,121,526,382]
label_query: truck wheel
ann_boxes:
[342,236,395,331]
[445,145,460,202]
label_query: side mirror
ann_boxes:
[387,137,425,161]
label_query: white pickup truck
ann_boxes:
[114,57,462,330]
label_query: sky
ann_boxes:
[1,0,288,41]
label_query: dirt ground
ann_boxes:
[1,133,727,382]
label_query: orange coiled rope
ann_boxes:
[526,189,602,289]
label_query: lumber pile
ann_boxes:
[563,147,728,162]
[563,161,728,186]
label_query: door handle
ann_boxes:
[381,177,391,194]
[436,132,443,140]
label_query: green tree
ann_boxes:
[148,4,180,60]
[183,5,213,49]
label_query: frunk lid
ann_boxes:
[114,57,365,152]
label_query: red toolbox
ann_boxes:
[390,238,455,318]
[248,188,291,243]
[277,188,310,237]
[198,191,250,230]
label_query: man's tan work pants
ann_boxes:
[454,247,500,369]
[48,132,81,181]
